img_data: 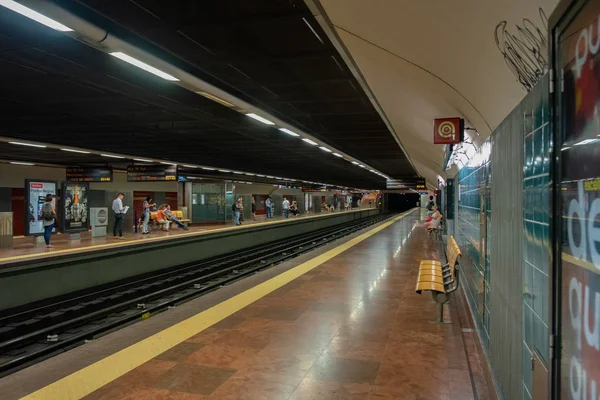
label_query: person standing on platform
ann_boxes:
[142,196,155,235]
[282,197,290,219]
[265,196,272,219]
[235,196,243,226]
[41,194,56,249]
[251,197,256,221]
[112,193,126,239]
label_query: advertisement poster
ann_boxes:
[559,2,600,398]
[62,182,89,233]
[25,180,57,236]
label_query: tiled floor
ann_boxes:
[0,209,369,265]
[80,211,493,400]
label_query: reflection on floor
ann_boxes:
[78,211,494,400]
[0,209,370,264]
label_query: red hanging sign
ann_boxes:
[433,117,464,144]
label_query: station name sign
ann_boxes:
[127,165,178,182]
[66,166,113,182]
[386,178,427,190]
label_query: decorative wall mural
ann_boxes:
[495,8,549,92]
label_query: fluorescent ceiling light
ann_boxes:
[319,146,332,152]
[0,0,73,31]
[279,128,300,137]
[10,161,34,166]
[195,92,235,108]
[202,167,215,171]
[333,153,343,158]
[133,158,152,162]
[101,154,125,159]
[245,113,275,125]
[219,169,231,173]
[182,165,197,168]
[9,141,46,148]
[369,170,376,173]
[61,148,90,154]
[561,147,571,151]
[266,175,274,178]
[359,164,365,168]
[245,173,255,176]
[351,161,359,165]
[109,52,179,81]
[302,138,318,146]
[161,162,177,166]
[233,171,243,175]
[575,138,600,146]
[257,174,265,177]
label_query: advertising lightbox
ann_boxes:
[24,179,57,236]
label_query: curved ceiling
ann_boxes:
[312,0,558,185]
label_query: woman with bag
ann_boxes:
[41,194,57,249]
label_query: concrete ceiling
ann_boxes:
[310,0,559,185]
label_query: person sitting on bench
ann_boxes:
[156,205,171,232]
[425,206,442,231]
[164,204,188,230]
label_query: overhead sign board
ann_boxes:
[433,117,464,144]
[386,178,426,190]
[66,167,113,183]
[127,165,178,182]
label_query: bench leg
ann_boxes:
[430,292,451,324]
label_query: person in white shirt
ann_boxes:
[112,193,125,239]
[282,197,290,219]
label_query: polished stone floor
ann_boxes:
[82,211,492,400]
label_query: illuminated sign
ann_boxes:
[127,165,178,182]
[66,167,113,182]
[433,117,464,144]
[386,178,426,190]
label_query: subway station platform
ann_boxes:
[2,209,496,400]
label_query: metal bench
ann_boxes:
[415,235,461,323]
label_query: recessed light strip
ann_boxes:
[61,148,90,154]
[109,52,179,81]
[9,141,46,148]
[0,0,73,31]
[246,113,275,125]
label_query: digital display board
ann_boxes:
[386,178,426,190]
[127,165,178,182]
[66,167,113,182]
[61,182,90,233]
[25,179,57,236]
[556,2,600,398]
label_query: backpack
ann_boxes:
[41,203,54,221]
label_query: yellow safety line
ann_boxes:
[0,209,374,264]
[21,209,415,400]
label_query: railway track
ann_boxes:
[0,213,392,377]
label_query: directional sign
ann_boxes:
[386,178,426,190]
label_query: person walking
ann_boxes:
[142,196,155,235]
[112,192,126,239]
[41,194,56,249]
[282,197,290,219]
[265,196,272,219]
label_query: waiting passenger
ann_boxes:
[290,201,299,216]
[41,194,56,249]
[283,197,290,218]
[164,204,188,230]
[235,197,243,226]
[156,205,171,232]
[141,196,156,235]
[252,197,256,221]
[425,206,442,231]
[265,196,272,219]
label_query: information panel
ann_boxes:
[386,178,426,190]
[558,3,600,398]
[66,167,113,182]
[127,165,178,182]
[24,179,57,236]
[61,182,89,233]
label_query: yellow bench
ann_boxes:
[415,235,461,323]
[150,211,190,226]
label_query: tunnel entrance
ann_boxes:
[384,193,419,213]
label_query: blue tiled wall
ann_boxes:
[521,75,550,400]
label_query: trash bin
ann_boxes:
[90,207,108,237]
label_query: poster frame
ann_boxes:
[61,181,90,234]
[24,179,58,237]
